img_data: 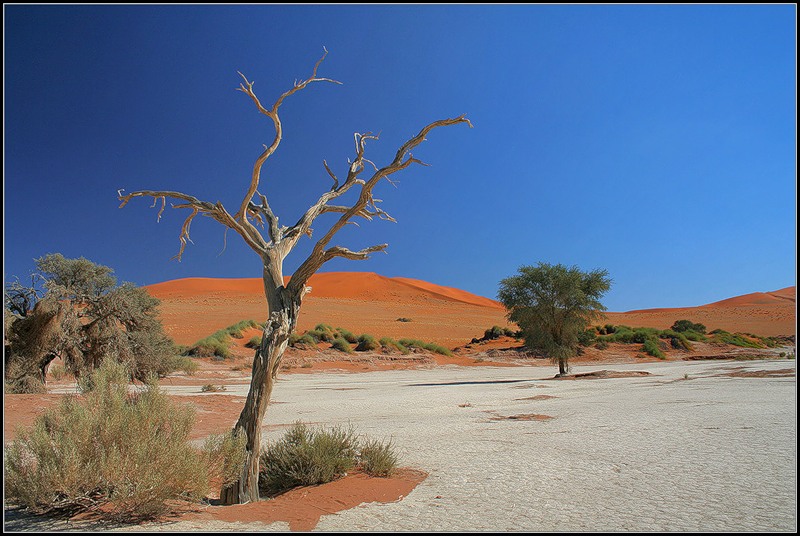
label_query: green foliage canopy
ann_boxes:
[498,263,611,374]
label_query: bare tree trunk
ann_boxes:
[119,51,470,505]
[220,265,301,504]
[558,358,568,376]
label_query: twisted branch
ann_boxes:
[287,115,472,293]
[235,47,341,237]
[117,189,267,260]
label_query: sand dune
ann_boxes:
[147,272,503,309]
[701,286,796,308]
[146,272,510,347]
[146,275,796,346]
[604,286,795,337]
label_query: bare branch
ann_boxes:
[235,48,342,232]
[286,115,471,295]
[118,189,267,259]
[323,160,339,191]
[323,244,388,262]
[172,207,199,261]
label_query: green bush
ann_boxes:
[359,438,399,477]
[594,340,609,350]
[259,423,358,495]
[225,319,259,339]
[710,330,765,348]
[4,360,209,520]
[396,317,413,323]
[331,337,353,353]
[379,337,411,355]
[577,328,597,346]
[171,355,199,375]
[642,339,666,359]
[355,334,380,352]
[398,339,453,357]
[245,335,262,349]
[203,430,247,488]
[671,320,707,334]
[484,326,505,340]
[307,326,335,343]
[336,328,358,344]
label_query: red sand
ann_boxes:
[182,468,426,531]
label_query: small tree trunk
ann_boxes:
[220,282,300,505]
[558,358,568,376]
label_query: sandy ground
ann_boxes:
[4,276,795,531]
[7,358,795,532]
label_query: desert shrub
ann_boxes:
[682,331,706,342]
[225,319,258,339]
[594,340,609,350]
[396,317,412,322]
[577,328,597,346]
[172,355,199,375]
[358,438,399,477]
[188,337,231,359]
[245,335,262,349]
[187,321,258,358]
[289,333,318,349]
[331,337,353,353]
[336,328,358,344]
[355,334,380,352]
[503,327,517,338]
[200,384,226,392]
[483,326,505,340]
[203,430,247,488]
[398,338,453,357]
[5,361,47,394]
[259,422,357,495]
[642,339,666,359]
[710,330,764,348]
[4,360,209,520]
[379,337,410,355]
[658,330,692,351]
[671,320,707,334]
[307,325,335,343]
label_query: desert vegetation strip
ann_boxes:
[579,320,787,359]
[286,323,455,357]
[185,320,261,359]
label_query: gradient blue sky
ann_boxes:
[4,5,796,311]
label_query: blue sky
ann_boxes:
[4,5,796,311]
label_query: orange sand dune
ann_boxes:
[605,286,795,337]
[146,272,509,347]
[701,286,796,308]
[147,275,796,346]
[147,272,503,309]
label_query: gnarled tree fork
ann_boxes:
[118,49,471,504]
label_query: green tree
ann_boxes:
[498,263,612,376]
[4,254,179,392]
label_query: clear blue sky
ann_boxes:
[4,5,796,312]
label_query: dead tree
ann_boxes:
[118,50,471,504]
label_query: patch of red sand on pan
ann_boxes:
[183,468,427,531]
